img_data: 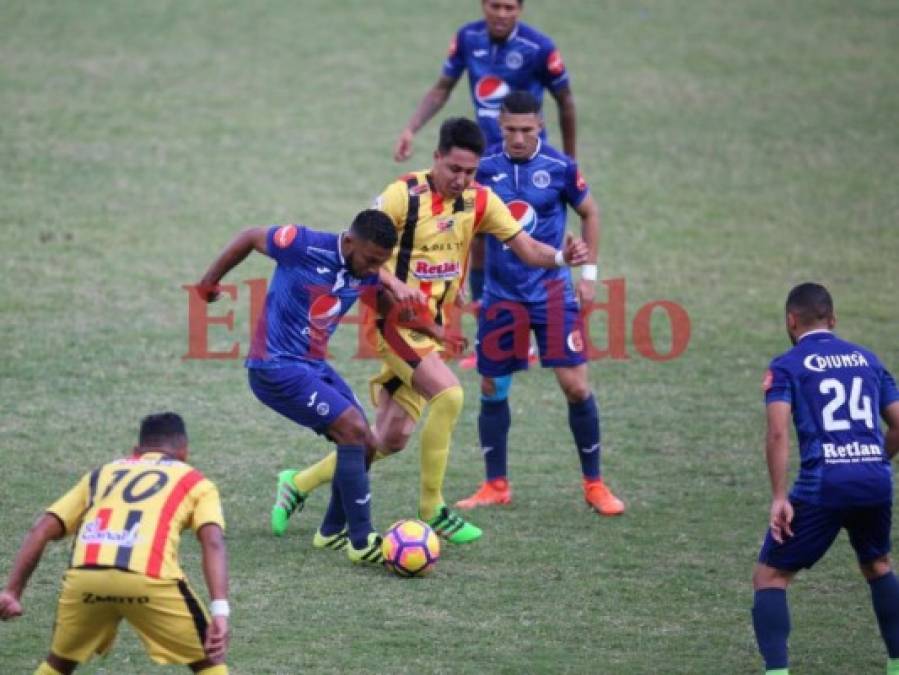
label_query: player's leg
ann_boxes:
[752,501,840,674]
[553,363,624,516]
[408,352,481,543]
[847,504,899,672]
[35,654,77,675]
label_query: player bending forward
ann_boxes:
[0,413,230,674]
[752,283,899,674]
[273,117,589,544]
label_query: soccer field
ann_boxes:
[2,1,897,672]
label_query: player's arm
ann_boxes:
[0,513,65,620]
[573,193,600,305]
[394,75,460,162]
[378,268,427,305]
[550,85,577,159]
[197,227,269,301]
[764,401,794,543]
[197,523,230,663]
[883,401,899,459]
[376,287,467,355]
[506,230,589,269]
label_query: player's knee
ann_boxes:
[860,555,892,580]
[433,384,464,419]
[752,563,791,591]
[561,381,591,403]
[329,408,369,446]
[481,375,511,402]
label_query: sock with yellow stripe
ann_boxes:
[292,452,337,494]
[419,385,463,520]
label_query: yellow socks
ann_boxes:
[292,452,337,494]
[418,386,464,520]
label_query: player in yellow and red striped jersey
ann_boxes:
[272,117,589,545]
[0,413,230,675]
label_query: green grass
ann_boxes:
[2,1,898,672]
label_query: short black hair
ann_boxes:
[786,282,834,325]
[437,117,485,156]
[501,90,541,115]
[350,209,398,250]
[139,412,187,448]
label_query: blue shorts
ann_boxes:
[758,499,892,571]
[476,299,587,377]
[247,361,366,436]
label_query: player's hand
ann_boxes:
[204,615,230,662]
[576,278,596,306]
[394,129,414,162]
[768,498,794,544]
[562,234,589,267]
[436,327,469,357]
[0,590,23,620]
[197,282,221,303]
[385,278,427,306]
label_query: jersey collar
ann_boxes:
[797,328,834,342]
[490,23,519,45]
[503,138,542,164]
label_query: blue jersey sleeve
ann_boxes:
[880,366,899,410]
[764,360,792,405]
[442,28,465,79]
[563,160,589,208]
[537,38,570,93]
[266,225,307,266]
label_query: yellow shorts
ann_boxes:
[369,326,438,422]
[50,568,209,665]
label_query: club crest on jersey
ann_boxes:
[409,183,429,196]
[507,200,537,234]
[575,168,587,191]
[505,50,523,70]
[762,369,773,391]
[475,75,510,108]
[308,295,342,330]
[436,217,455,232]
[547,49,565,76]
[567,329,584,353]
[532,170,551,189]
[413,260,460,280]
[274,225,297,248]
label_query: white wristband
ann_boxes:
[581,264,598,281]
[210,599,230,617]
[554,249,566,267]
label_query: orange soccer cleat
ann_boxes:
[455,478,512,509]
[583,478,625,516]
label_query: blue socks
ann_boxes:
[870,572,899,658]
[568,395,601,479]
[333,444,373,549]
[479,399,511,480]
[752,588,790,671]
[320,482,347,536]
[469,266,485,303]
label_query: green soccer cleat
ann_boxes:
[271,469,306,537]
[425,505,483,544]
[312,527,349,551]
[346,532,385,565]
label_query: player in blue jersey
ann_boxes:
[454,91,624,516]
[393,0,577,329]
[196,210,398,565]
[752,283,899,674]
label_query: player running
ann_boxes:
[454,91,623,516]
[197,210,397,564]
[0,413,230,674]
[274,117,590,544]
[752,283,899,674]
[393,0,578,347]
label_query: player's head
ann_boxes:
[432,117,485,199]
[344,209,397,278]
[137,412,188,460]
[785,282,835,344]
[500,91,543,160]
[482,0,523,40]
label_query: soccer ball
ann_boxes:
[381,519,440,577]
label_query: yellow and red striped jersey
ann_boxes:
[46,452,224,580]
[375,171,521,325]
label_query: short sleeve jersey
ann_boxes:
[476,140,589,304]
[46,452,225,580]
[244,225,380,367]
[375,171,521,325]
[764,331,899,507]
[442,21,570,146]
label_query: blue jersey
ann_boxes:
[764,330,899,508]
[476,140,589,305]
[245,225,378,368]
[443,21,570,146]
